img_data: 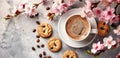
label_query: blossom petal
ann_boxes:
[109,36,113,41]
[103,38,108,45]
[117,33,120,35]
[113,30,118,34]
[92,7,102,17]
[92,43,97,49]
[108,45,112,49]
[111,41,116,45]
[91,49,97,54]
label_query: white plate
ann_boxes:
[58,8,97,48]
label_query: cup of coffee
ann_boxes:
[65,15,97,41]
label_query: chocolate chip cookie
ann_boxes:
[47,37,62,52]
[37,22,53,38]
[97,21,110,36]
[62,50,78,58]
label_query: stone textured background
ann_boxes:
[0,0,120,58]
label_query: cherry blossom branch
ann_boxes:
[4,0,77,20]
[4,0,46,20]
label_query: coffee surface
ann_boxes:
[66,15,90,40]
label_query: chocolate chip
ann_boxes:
[100,27,104,30]
[32,47,36,51]
[103,22,106,25]
[67,55,69,58]
[42,26,45,28]
[47,56,51,58]
[36,39,40,43]
[33,29,36,33]
[36,35,40,38]
[50,47,53,49]
[39,54,42,58]
[46,7,50,10]
[43,30,46,33]
[71,56,73,58]
[36,21,40,25]
[37,45,40,48]
[54,43,56,46]
[35,13,39,16]
[78,32,81,35]
[41,44,45,48]
[43,51,46,56]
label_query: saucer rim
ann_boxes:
[58,8,97,48]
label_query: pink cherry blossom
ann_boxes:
[82,0,93,17]
[52,2,60,13]
[99,7,115,23]
[83,8,93,17]
[52,2,69,15]
[52,0,77,15]
[91,41,105,54]
[93,7,102,17]
[99,11,109,23]
[110,15,120,24]
[58,3,69,12]
[85,0,92,9]
[113,25,120,35]
[24,4,37,16]
[103,36,116,49]
[104,7,115,20]
[18,3,26,12]
[12,7,18,14]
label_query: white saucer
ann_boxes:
[58,8,97,48]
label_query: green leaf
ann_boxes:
[86,50,91,54]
